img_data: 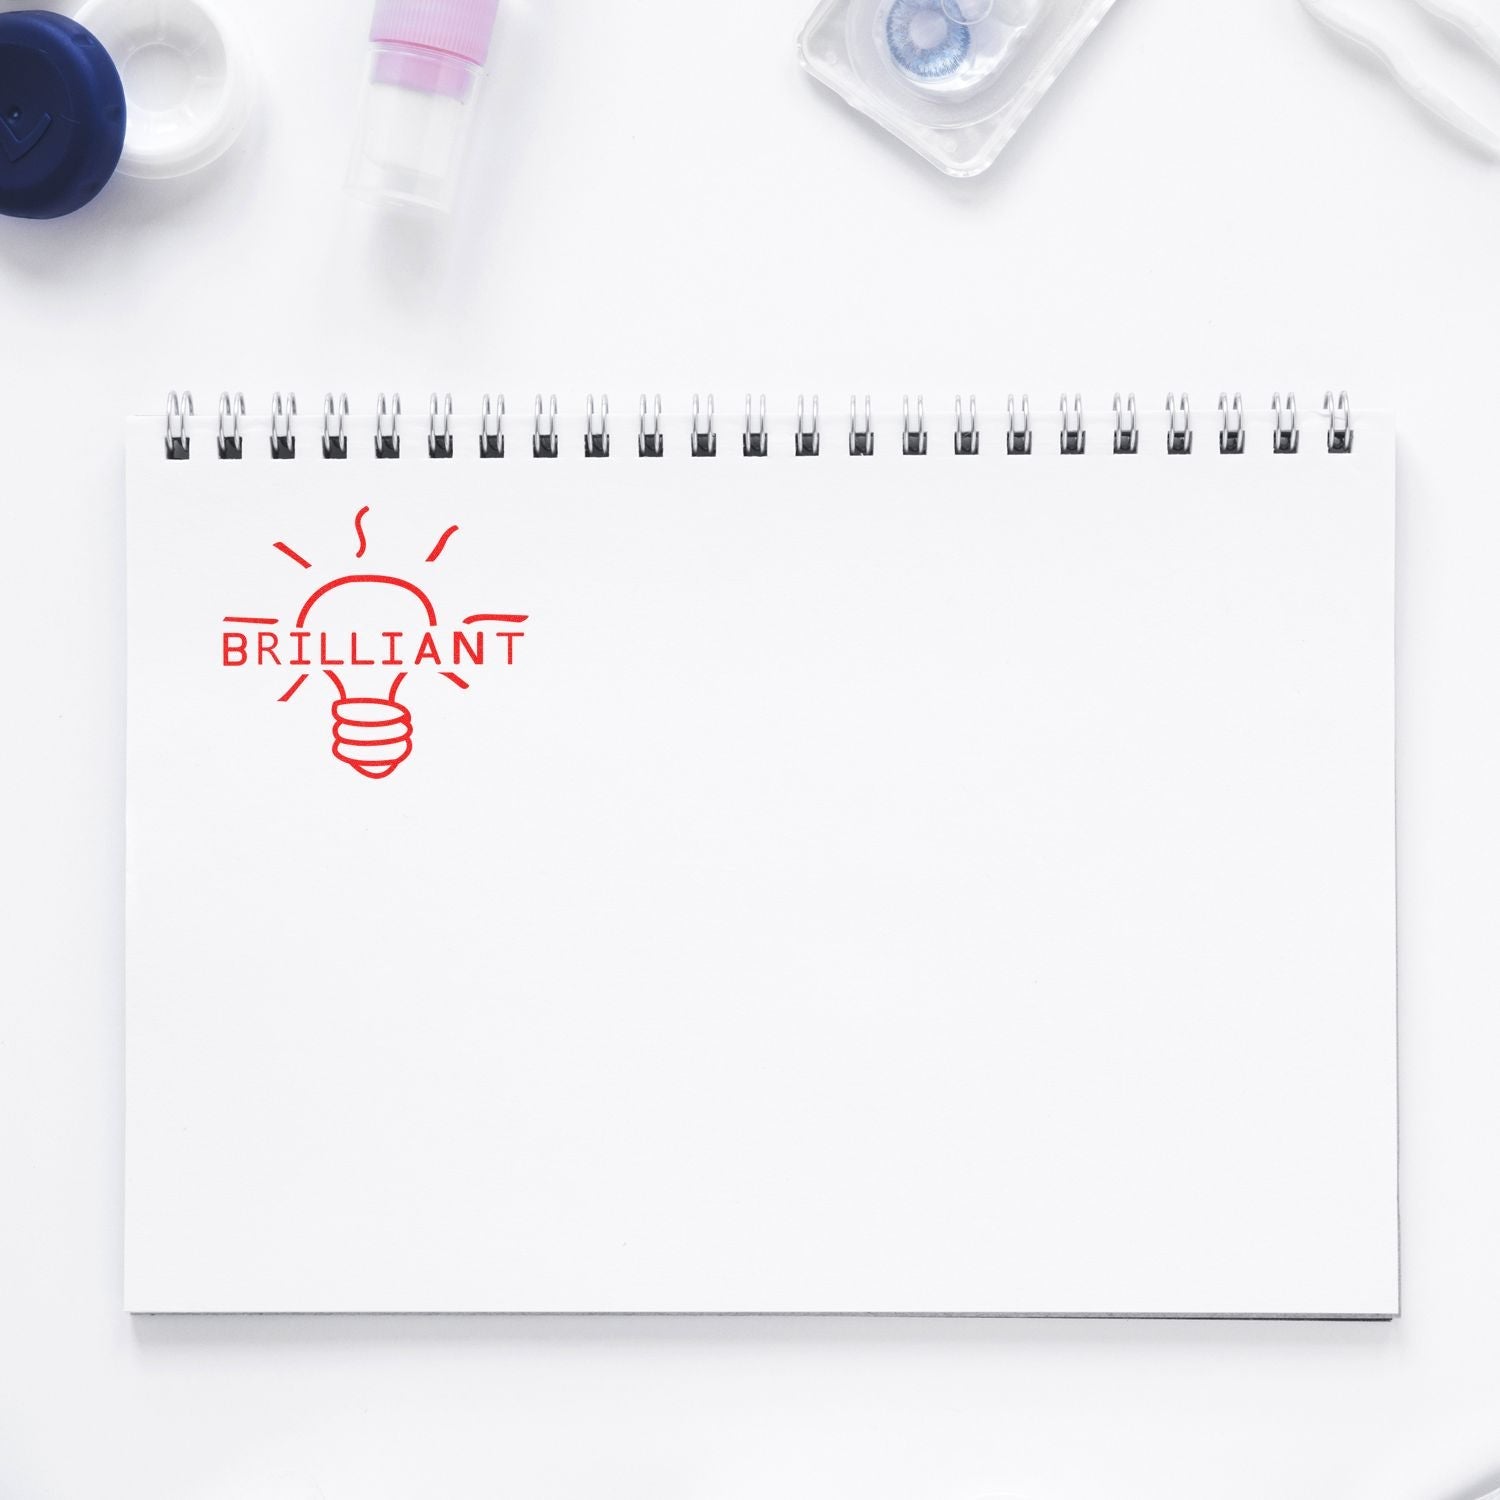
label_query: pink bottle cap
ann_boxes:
[370,0,500,66]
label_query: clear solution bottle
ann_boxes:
[348,0,501,212]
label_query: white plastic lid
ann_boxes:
[72,0,255,180]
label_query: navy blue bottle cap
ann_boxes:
[0,11,126,220]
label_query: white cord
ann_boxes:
[1300,0,1500,159]
[1411,0,1500,66]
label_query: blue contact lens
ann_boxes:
[886,0,971,81]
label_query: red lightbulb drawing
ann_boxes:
[225,509,528,780]
[297,574,438,780]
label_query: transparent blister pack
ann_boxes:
[798,0,1118,176]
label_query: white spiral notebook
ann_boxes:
[125,391,1398,1317]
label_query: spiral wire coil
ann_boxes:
[164,392,1354,461]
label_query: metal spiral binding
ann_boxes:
[161,391,1358,462]
[1324,391,1354,454]
[584,396,610,458]
[1166,394,1192,455]
[428,394,454,459]
[849,397,874,457]
[691,396,717,457]
[217,393,245,460]
[955,397,979,456]
[165,391,193,460]
[1272,393,1299,454]
[533,396,559,458]
[639,395,664,458]
[375,394,401,459]
[1218,394,1245,455]
[323,394,350,459]
[1007,396,1031,456]
[796,396,820,457]
[902,397,927,456]
[744,396,768,458]
[480,395,505,459]
[270,393,297,460]
[1060,395,1085,456]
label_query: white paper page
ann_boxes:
[124,402,1398,1317]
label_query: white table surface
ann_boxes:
[2,0,1498,1496]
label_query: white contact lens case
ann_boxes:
[73,0,255,180]
[798,0,1118,176]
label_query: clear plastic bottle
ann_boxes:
[348,0,500,213]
